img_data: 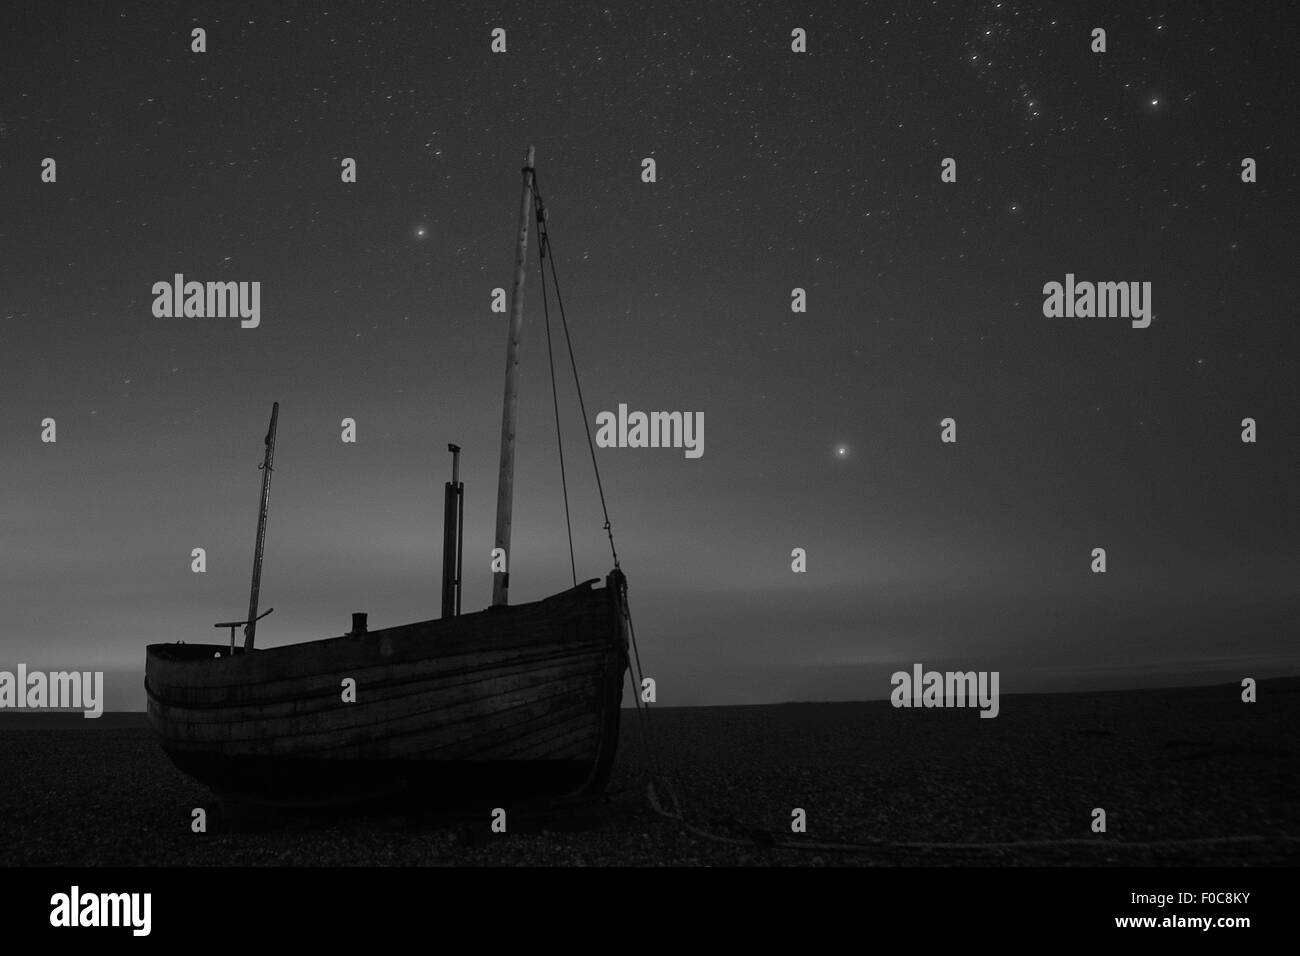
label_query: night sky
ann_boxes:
[2,1,1296,711]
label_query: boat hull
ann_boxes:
[146,572,628,807]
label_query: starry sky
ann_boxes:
[1,0,1296,710]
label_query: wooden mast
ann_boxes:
[243,402,279,650]
[492,146,535,607]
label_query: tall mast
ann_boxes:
[492,146,535,607]
[243,402,279,650]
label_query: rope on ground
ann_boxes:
[644,776,1298,855]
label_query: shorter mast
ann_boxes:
[243,402,279,650]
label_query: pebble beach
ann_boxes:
[2,679,1297,867]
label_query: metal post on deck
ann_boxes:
[441,443,464,618]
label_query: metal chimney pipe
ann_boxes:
[442,444,464,618]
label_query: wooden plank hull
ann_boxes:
[146,572,629,807]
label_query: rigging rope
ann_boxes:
[529,171,657,780]
[530,171,620,572]
[520,172,1280,862]
[533,189,577,588]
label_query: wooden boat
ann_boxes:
[146,148,631,808]
[146,574,627,806]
